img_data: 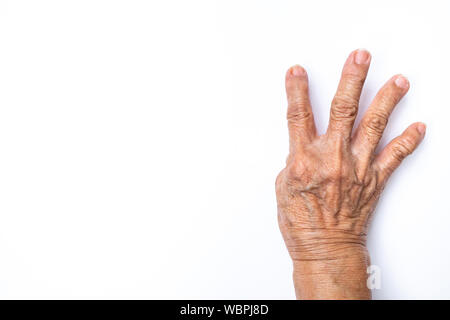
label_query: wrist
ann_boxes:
[292,245,371,299]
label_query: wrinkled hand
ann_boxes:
[276,49,425,299]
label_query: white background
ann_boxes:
[0,0,448,299]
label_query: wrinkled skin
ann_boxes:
[276,49,425,299]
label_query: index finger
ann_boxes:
[285,65,316,150]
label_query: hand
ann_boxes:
[275,49,425,299]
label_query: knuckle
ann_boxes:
[331,94,358,119]
[378,94,399,111]
[379,92,396,105]
[341,73,365,92]
[364,113,388,137]
[275,170,283,185]
[285,161,306,181]
[288,95,309,109]
[343,69,365,80]
[287,107,312,122]
[275,170,284,193]
[392,139,414,161]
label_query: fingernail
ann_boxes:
[417,123,426,136]
[291,65,306,77]
[354,49,371,65]
[395,75,409,89]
